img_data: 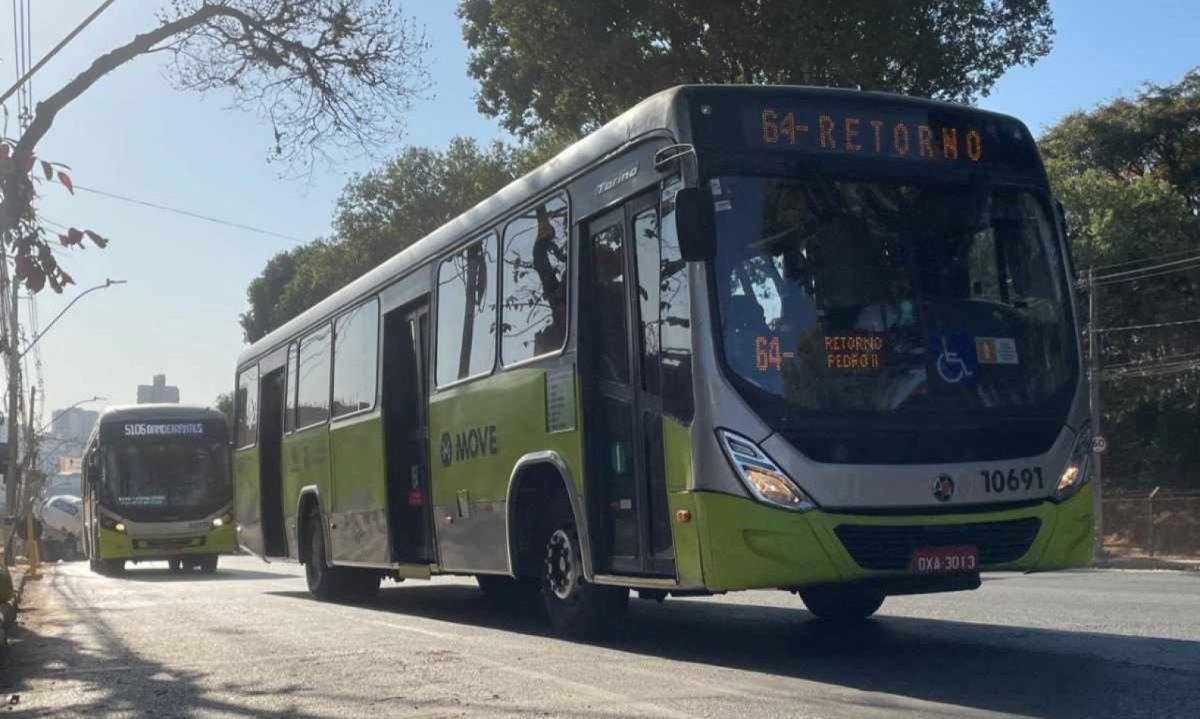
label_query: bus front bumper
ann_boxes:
[684,483,1095,593]
[97,523,238,561]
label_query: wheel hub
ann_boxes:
[545,529,581,600]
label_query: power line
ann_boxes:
[72,184,307,244]
[0,0,116,108]
[1093,253,1200,282]
[1093,259,1200,287]
[1104,361,1200,380]
[1093,248,1200,273]
[1103,350,1200,373]
[1097,317,1200,334]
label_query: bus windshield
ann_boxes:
[713,175,1076,427]
[103,437,230,518]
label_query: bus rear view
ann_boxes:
[82,405,235,575]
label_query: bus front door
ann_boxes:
[581,192,675,578]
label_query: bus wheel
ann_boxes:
[103,559,126,575]
[90,556,104,575]
[540,521,627,639]
[304,511,340,601]
[198,555,219,574]
[168,558,182,572]
[800,586,885,621]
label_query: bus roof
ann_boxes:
[96,404,227,424]
[236,84,1029,368]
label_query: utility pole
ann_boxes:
[22,385,39,578]
[3,252,21,518]
[1087,267,1105,560]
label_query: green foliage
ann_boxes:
[240,136,567,342]
[1041,69,1200,491]
[458,0,1055,137]
[214,392,235,431]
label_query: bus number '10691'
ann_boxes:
[981,467,1044,494]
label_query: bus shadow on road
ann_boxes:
[105,566,297,583]
[268,582,1200,718]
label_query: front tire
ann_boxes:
[800,586,885,621]
[102,559,126,575]
[198,555,218,574]
[540,518,627,640]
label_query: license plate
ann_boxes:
[910,545,979,574]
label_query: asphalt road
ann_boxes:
[3,557,1198,718]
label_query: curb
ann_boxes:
[1095,556,1200,572]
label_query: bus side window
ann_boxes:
[501,193,569,365]
[284,343,299,433]
[435,233,498,386]
[660,175,694,421]
[332,300,380,417]
[235,365,259,448]
[296,325,332,428]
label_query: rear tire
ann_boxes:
[305,511,339,601]
[800,586,885,621]
[540,509,627,640]
[303,511,379,601]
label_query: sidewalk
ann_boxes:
[1095,553,1200,572]
[0,564,31,653]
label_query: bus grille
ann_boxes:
[133,536,206,551]
[834,518,1042,571]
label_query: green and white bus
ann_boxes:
[82,405,236,574]
[233,85,1093,637]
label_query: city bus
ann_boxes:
[232,85,1093,637]
[81,405,236,574]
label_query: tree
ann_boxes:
[0,0,430,294]
[214,392,235,430]
[240,136,543,342]
[1041,69,1200,490]
[458,0,1055,137]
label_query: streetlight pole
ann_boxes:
[19,279,127,360]
[5,280,124,516]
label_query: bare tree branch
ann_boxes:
[0,0,429,293]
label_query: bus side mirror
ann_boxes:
[673,187,716,262]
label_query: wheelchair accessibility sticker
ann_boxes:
[929,330,980,386]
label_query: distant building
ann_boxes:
[40,407,99,477]
[50,407,99,447]
[137,374,180,404]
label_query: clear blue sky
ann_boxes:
[6,0,1200,417]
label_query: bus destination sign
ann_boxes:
[742,102,1035,171]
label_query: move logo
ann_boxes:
[440,425,499,467]
[439,433,454,467]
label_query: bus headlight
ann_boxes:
[1053,426,1093,502]
[717,429,816,512]
[212,512,233,528]
[99,515,127,533]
